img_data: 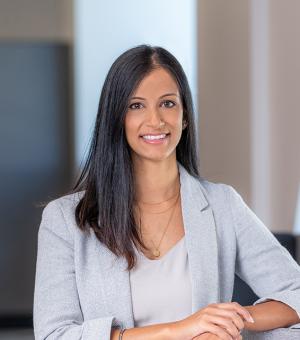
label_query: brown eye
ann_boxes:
[129,102,143,110]
[162,100,176,108]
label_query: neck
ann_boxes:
[132,156,179,204]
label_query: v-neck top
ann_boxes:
[129,236,192,327]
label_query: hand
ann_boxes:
[173,302,253,340]
[192,333,242,340]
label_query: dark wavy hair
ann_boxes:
[73,44,201,270]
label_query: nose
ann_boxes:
[146,107,163,128]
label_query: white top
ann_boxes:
[129,236,192,327]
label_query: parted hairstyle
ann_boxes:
[72,44,201,270]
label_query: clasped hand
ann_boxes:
[192,333,242,340]
[174,302,253,340]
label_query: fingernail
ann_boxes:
[248,315,255,323]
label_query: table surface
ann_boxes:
[242,323,300,339]
[2,326,300,340]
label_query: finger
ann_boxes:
[214,302,254,323]
[200,322,235,340]
[231,302,254,324]
[203,315,240,339]
[232,336,242,340]
[209,308,245,331]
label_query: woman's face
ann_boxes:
[124,67,184,164]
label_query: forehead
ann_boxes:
[132,67,179,96]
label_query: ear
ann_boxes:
[182,119,188,130]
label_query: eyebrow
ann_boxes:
[130,93,179,100]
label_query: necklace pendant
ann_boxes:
[153,249,160,257]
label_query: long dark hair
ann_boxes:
[73,44,200,270]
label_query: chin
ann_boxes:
[132,151,176,164]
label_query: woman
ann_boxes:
[33,45,300,340]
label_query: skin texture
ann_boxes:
[192,334,242,340]
[173,302,252,340]
[243,301,300,331]
[190,301,300,339]
[124,67,184,167]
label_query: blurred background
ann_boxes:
[0,0,299,339]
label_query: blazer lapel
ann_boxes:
[95,244,135,328]
[97,162,220,328]
[178,163,220,312]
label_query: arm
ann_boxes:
[34,200,119,339]
[188,301,300,338]
[227,185,300,331]
[110,323,174,340]
[243,300,300,332]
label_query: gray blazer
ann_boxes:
[33,162,300,339]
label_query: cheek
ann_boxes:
[124,115,139,142]
[169,111,183,128]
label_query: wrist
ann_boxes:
[168,320,191,340]
[120,323,177,340]
[242,305,256,331]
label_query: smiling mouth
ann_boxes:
[140,133,170,140]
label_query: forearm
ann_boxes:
[243,300,300,332]
[111,322,174,340]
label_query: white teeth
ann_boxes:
[142,134,167,140]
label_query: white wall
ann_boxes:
[73,0,198,167]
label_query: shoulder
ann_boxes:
[198,178,258,230]
[195,178,254,237]
[178,163,240,206]
[178,163,243,209]
[199,178,232,196]
[39,191,85,240]
[43,191,84,216]
[197,177,242,207]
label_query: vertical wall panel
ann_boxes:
[198,0,251,204]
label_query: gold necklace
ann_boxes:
[137,184,181,258]
[138,193,179,214]
[134,189,179,205]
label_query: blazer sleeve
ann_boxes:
[33,200,120,340]
[227,185,300,321]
